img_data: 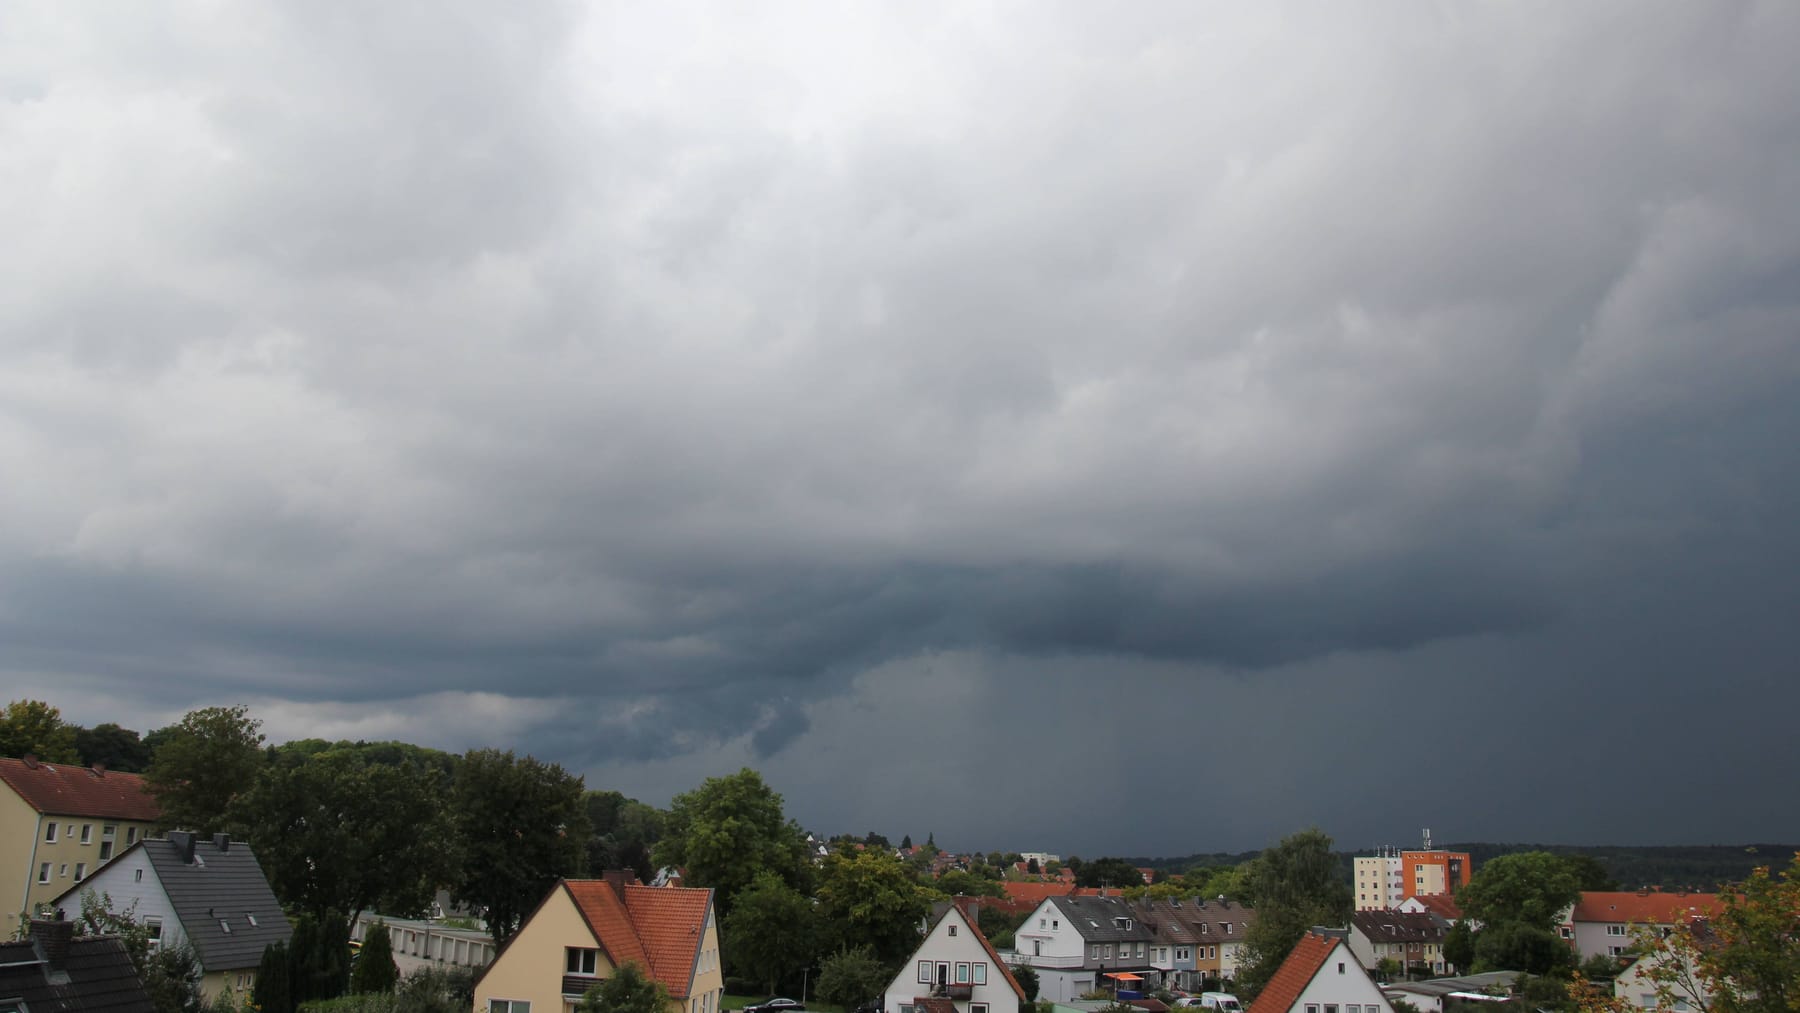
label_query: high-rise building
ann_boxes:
[1354,847,1405,910]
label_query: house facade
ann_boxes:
[1559,892,1723,962]
[1009,895,1158,1002]
[1245,932,1393,1013]
[53,831,292,1002]
[1354,853,1405,912]
[1183,900,1256,985]
[1130,898,1198,989]
[0,756,160,940]
[1346,911,1452,976]
[474,873,722,1013]
[884,904,1025,1013]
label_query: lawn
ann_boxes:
[721,998,849,1013]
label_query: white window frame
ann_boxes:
[44,823,57,843]
[973,963,987,985]
[80,824,93,845]
[918,961,932,984]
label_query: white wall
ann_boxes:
[883,908,1019,1013]
[1287,944,1392,1013]
[57,847,185,951]
[1012,901,1087,969]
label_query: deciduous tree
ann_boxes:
[0,699,79,763]
[238,746,454,936]
[1236,829,1352,997]
[653,769,808,918]
[816,945,892,1009]
[724,871,819,995]
[451,749,591,943]
[1460,852,1583,930]
[75,722,152,772]
[816,849,933,964]
[145,705,265,835]
[577,961,670,1013]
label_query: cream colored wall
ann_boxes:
[17,814,159,926]
[199,968,259,1004]
[475,887,612,1013]
[687,913,724,1013]
[1,790,42,938]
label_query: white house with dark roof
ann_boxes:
[52,831,292,1003]
[1009,895,1160,1003]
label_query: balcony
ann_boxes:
[930,985,974,1000]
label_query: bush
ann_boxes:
[298,996,399,1013]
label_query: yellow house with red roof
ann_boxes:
[475,872,722,1013]
[0,756,161,940]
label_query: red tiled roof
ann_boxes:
[1571,892,1722,926]
[1408,894,1462,921]
[1246,932,1341,1013]
[1002,882,1101,904]
[0,758,160,821]
[623,883,712,998]
[563,880,714,999]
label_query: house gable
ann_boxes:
[475,883,610,1013]
[1249,935,1392,1013]
[883,905,1023,1013]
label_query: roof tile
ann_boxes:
[1247,932,1341,1013]
[0,758,160,821]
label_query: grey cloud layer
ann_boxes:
[3,2,1798,840]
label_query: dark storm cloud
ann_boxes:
[3,1,1798,845]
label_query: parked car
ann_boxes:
[853,1001,882,1013]
[744,1000,805,1013]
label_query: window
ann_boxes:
[100,841,114,861]
[220,920,231,934]
[80,825,93,844]
[949,925,958,937]
[74,863,86,882]
[1306,1006,1320,1013]
[1325,1005,1339,1013]
[1225,924,1233,935]
[1177,948,1189,960]
[956,963,970,984]
[247,913,258,927]
[1610,946,1624,957]
[127,828,137,844]
[1053,920,1059,929]
[566,948,598,975]
[134,869,143,882]
[1561,927,1573,939]
[490,1002,530,1013]
[45,823,57,843]
[38,864,50,884]
[145,918,162,951]
[58,864,68,878]
[1040,918,1046,929]
[1091,945,1101,960]
[973,964,987,985]
[901,1006,916,1013]
[971,1005,988,1013]
[1337,963,1345,974]
[1103,945,1113,959]
[1608,925,1627,937]
[1200,924,1209,934]
[919,961,932,984]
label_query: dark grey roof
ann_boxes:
[0,936,154,1013]
[142,834,292,971]
[1175,899,1257,938]
[1349,910,1449,944]
[1049,895,1159,942]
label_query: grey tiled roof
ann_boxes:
[0,936,154,1013]
[143,835,293,971]
[1050,895,1160,942]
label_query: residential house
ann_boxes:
[473,872,722,1013]
[1392,895,1460,923]
[351,913,497,975]
[1613,948,1713,1012]
[1559,892,1723,962]
[1,756,161,940]
[0,918,154,1013]
[1129,898,1198,991]
[51,831,292,1003]
[1244,932,1393,1013]
[1182,900,1256,985]
[884,903,1026,1013]
[1008,895,1159,1003]
[1346,911,1453,977]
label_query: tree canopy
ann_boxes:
[815,848,934,964]
[1236,828,1352,997]
[75,722,152,772]
[145,705,266,835]
[1076,857,1145,889]
[451,748,591,943]
[577,961,670,1013]
[653,768,809,917]
[723,870,819,995]
[816,945,891,1009]
[0,699,80,763]
[1459,851,1583,930]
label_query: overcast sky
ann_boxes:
[4,1,1799,857]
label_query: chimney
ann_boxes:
[169,830,198,864]
[30,917,74,972]
[22,754,38,769]
[92,762,107,778]
[213,833,231,853]
[602,869,636,900]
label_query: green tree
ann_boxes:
[238,746,454,936]
[816,945,892,1009]
[816,849,933,963]
[724,871,819,995]
[1444,920,1475,973]
[75,722,153,772]
[936,869,1004,898]
[254,941,294,1013]
[1471,922,1574,976]
[577,961,670,1013]
[585,790,667,884]
[1011,965,1041,1003]
[1235,829,1352,997]
[396,965,476,1013]
[288,912,351,1005]
[1072,860,1144,892]
[145,705,266,835]
[1460,852,1582,930]
[0,700,80,763]
[451,749,591,943]
[653,769,808,919]
[1561,855,1619,892]
[351,920,400,995]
